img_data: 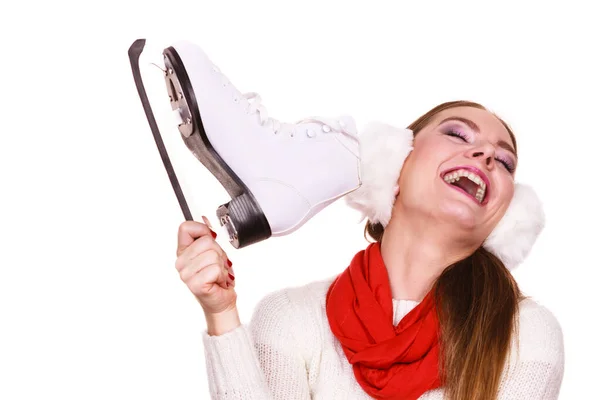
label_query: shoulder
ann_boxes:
[512,297,565,365]
[251,276,335,320]
[248,276,336,349]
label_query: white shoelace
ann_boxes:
[213,65,358,142]
[243,93,353,137]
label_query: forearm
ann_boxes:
[205,307,241,336]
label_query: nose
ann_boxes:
[466,141,496,169]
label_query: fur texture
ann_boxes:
[345,122,545,271]
[345,122,414,226]
[483,184,545,270]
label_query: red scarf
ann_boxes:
[326,242,442,399]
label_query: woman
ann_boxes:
[174,101,565,399]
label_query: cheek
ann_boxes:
[404,140,446,178]
[495,179,515,211]
[414,135,454,166]
[397,154,435,198]
[398,136,450,194]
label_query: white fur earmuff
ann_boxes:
[345,122,545,271]
[482,184,545,270]
[345,122,414,227]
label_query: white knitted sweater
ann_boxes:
[202,277,565,399]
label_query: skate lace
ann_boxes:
[213,65,359,142]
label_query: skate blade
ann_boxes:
[128,38,195,223]
[160,44,272,249]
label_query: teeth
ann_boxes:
[443,168,488,202]
[475,187,485,201]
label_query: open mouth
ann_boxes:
[441,167,490,205]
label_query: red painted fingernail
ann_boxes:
[228,273,235,281]
[210,230,217,239]
[227,259,232,267]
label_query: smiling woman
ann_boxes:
[177,100,563,400]
[358,101,560,400]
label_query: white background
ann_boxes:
[1,1,598,398]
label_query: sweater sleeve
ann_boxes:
[496,299,565,399]
[202,289,312,400]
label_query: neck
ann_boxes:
[380,210,476,302]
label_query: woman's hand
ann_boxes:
[175,217,240,335]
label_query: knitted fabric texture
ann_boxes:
[202,278,564,399]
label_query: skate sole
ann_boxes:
[128,38,272,249]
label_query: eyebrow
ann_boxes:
[438,116,517,158]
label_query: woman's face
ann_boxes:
[396,106,517,239]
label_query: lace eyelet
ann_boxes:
[306,129,316,138]
[322,125,331,133]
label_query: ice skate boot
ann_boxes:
[128,39,361,249]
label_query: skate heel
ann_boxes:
[217,192,271,249]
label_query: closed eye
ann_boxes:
[445,129,469,142]
[495,157,516,173]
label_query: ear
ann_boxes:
[345,122,414,227]
[483,183,545,270]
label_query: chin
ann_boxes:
[438,201,480,231]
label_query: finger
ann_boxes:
[176,220,216,257]
[176,236,226,272]
[201,215,214,230]
[187,263,228,294]
[179,249,222,282]
[227,271,235,288]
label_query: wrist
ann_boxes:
[205,306,241,336]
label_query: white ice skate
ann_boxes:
[128,39,361,248]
